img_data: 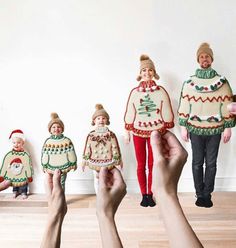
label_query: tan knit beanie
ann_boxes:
[92,104,110,126]
[196,43,214,62]
[137,54,160,81]
[48,113,65,133]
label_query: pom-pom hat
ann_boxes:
[137,54,160,81]
[92,104,110,126]
[197,42,214,62]
[9,129,25,141]
[48,113,65,132]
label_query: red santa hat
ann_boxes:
[10,158,22,165]
[9,129,25,141]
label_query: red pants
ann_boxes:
[133,135,153,195]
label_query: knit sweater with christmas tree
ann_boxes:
[178,68,235,135]
[0,150,33,187]
[82,127,122,171]
[41,134,77,173]
[124,80,174,137]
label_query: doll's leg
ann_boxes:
[204,134,221,207]
[146,138,156,207]
[60,173,67,191]
[93,170,99,194]
[20,184,28,199]
[133,135,147,194]
[133,135,149,207]
[190,133,206,206]
[13,186,19,198]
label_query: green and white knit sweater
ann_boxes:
[178,68,235,135]
[41,134,77,173]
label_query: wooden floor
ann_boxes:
[0,192,236,248]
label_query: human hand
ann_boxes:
[227,102,236,114]
[180,126,189,142]
[0,180,11,191]
[151,130,188,197]
[124,130,131,144]
[45,169,67,220]
[223,128,231,143]
[96,167,126,219]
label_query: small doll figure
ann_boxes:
[41,113,77,190]
[0,129,33,199]
[124,55,174,207]
[82,104,122,193]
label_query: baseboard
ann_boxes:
[1,177,236,194]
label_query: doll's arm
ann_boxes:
[111,133,122,164]
[159,87,174,128]
[67,140,77,167]
[221,81,236,129]
[82,135,92,166]
[124,89,136,130]
[25,154,33,182]
[0,153,10,180]
[177,83,191,127]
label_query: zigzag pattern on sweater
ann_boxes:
[182,94,233,103]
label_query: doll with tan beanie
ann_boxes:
[124,55,174,207]
[178,43,235,208]
[41,113,77,190]
[0,129,33,199]
[82,104,122,194]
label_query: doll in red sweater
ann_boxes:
[124,55,174,207]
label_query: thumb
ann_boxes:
[98,167,109,189]
[53,169,62,191]
[227,102,236,114]
[150,131,164,162]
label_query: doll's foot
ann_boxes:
[204,196,213,208]
[195,197,205,207]
[22,193,28,200]
[13,192,19,199]
[147,194,156,207]
[140,194,148,207]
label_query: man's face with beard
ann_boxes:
[9,162,23,176]
[198,53,213,69]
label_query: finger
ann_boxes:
[98,167,109,189]
[150,131,165,162]
[109,168,126,194]
[163,131,185,152]
[52,169,62,192]
[0,180,11,191]
[227,102,236,114]
[45,173,53,196]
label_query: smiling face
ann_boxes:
[140,67,155,81]
[198,52,213,69]
[12,137,24,151]
[94,115,108,127]
[50,123,63,136]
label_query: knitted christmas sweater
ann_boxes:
[41,134,77,173]
[124,80,174,137]
[0,150,33,187]
[82,127,122,171]
[178,68,235,135]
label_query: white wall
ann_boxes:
[0,0,236,194]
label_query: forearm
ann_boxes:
[41,215,64,248]
[97,214,123,248]
[158,192,203,248]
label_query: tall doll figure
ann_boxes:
[82,104,122,194]
[178,43,235,208]
[41,113,77,190]
[124,55,174,207]
[0,129,33,199]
